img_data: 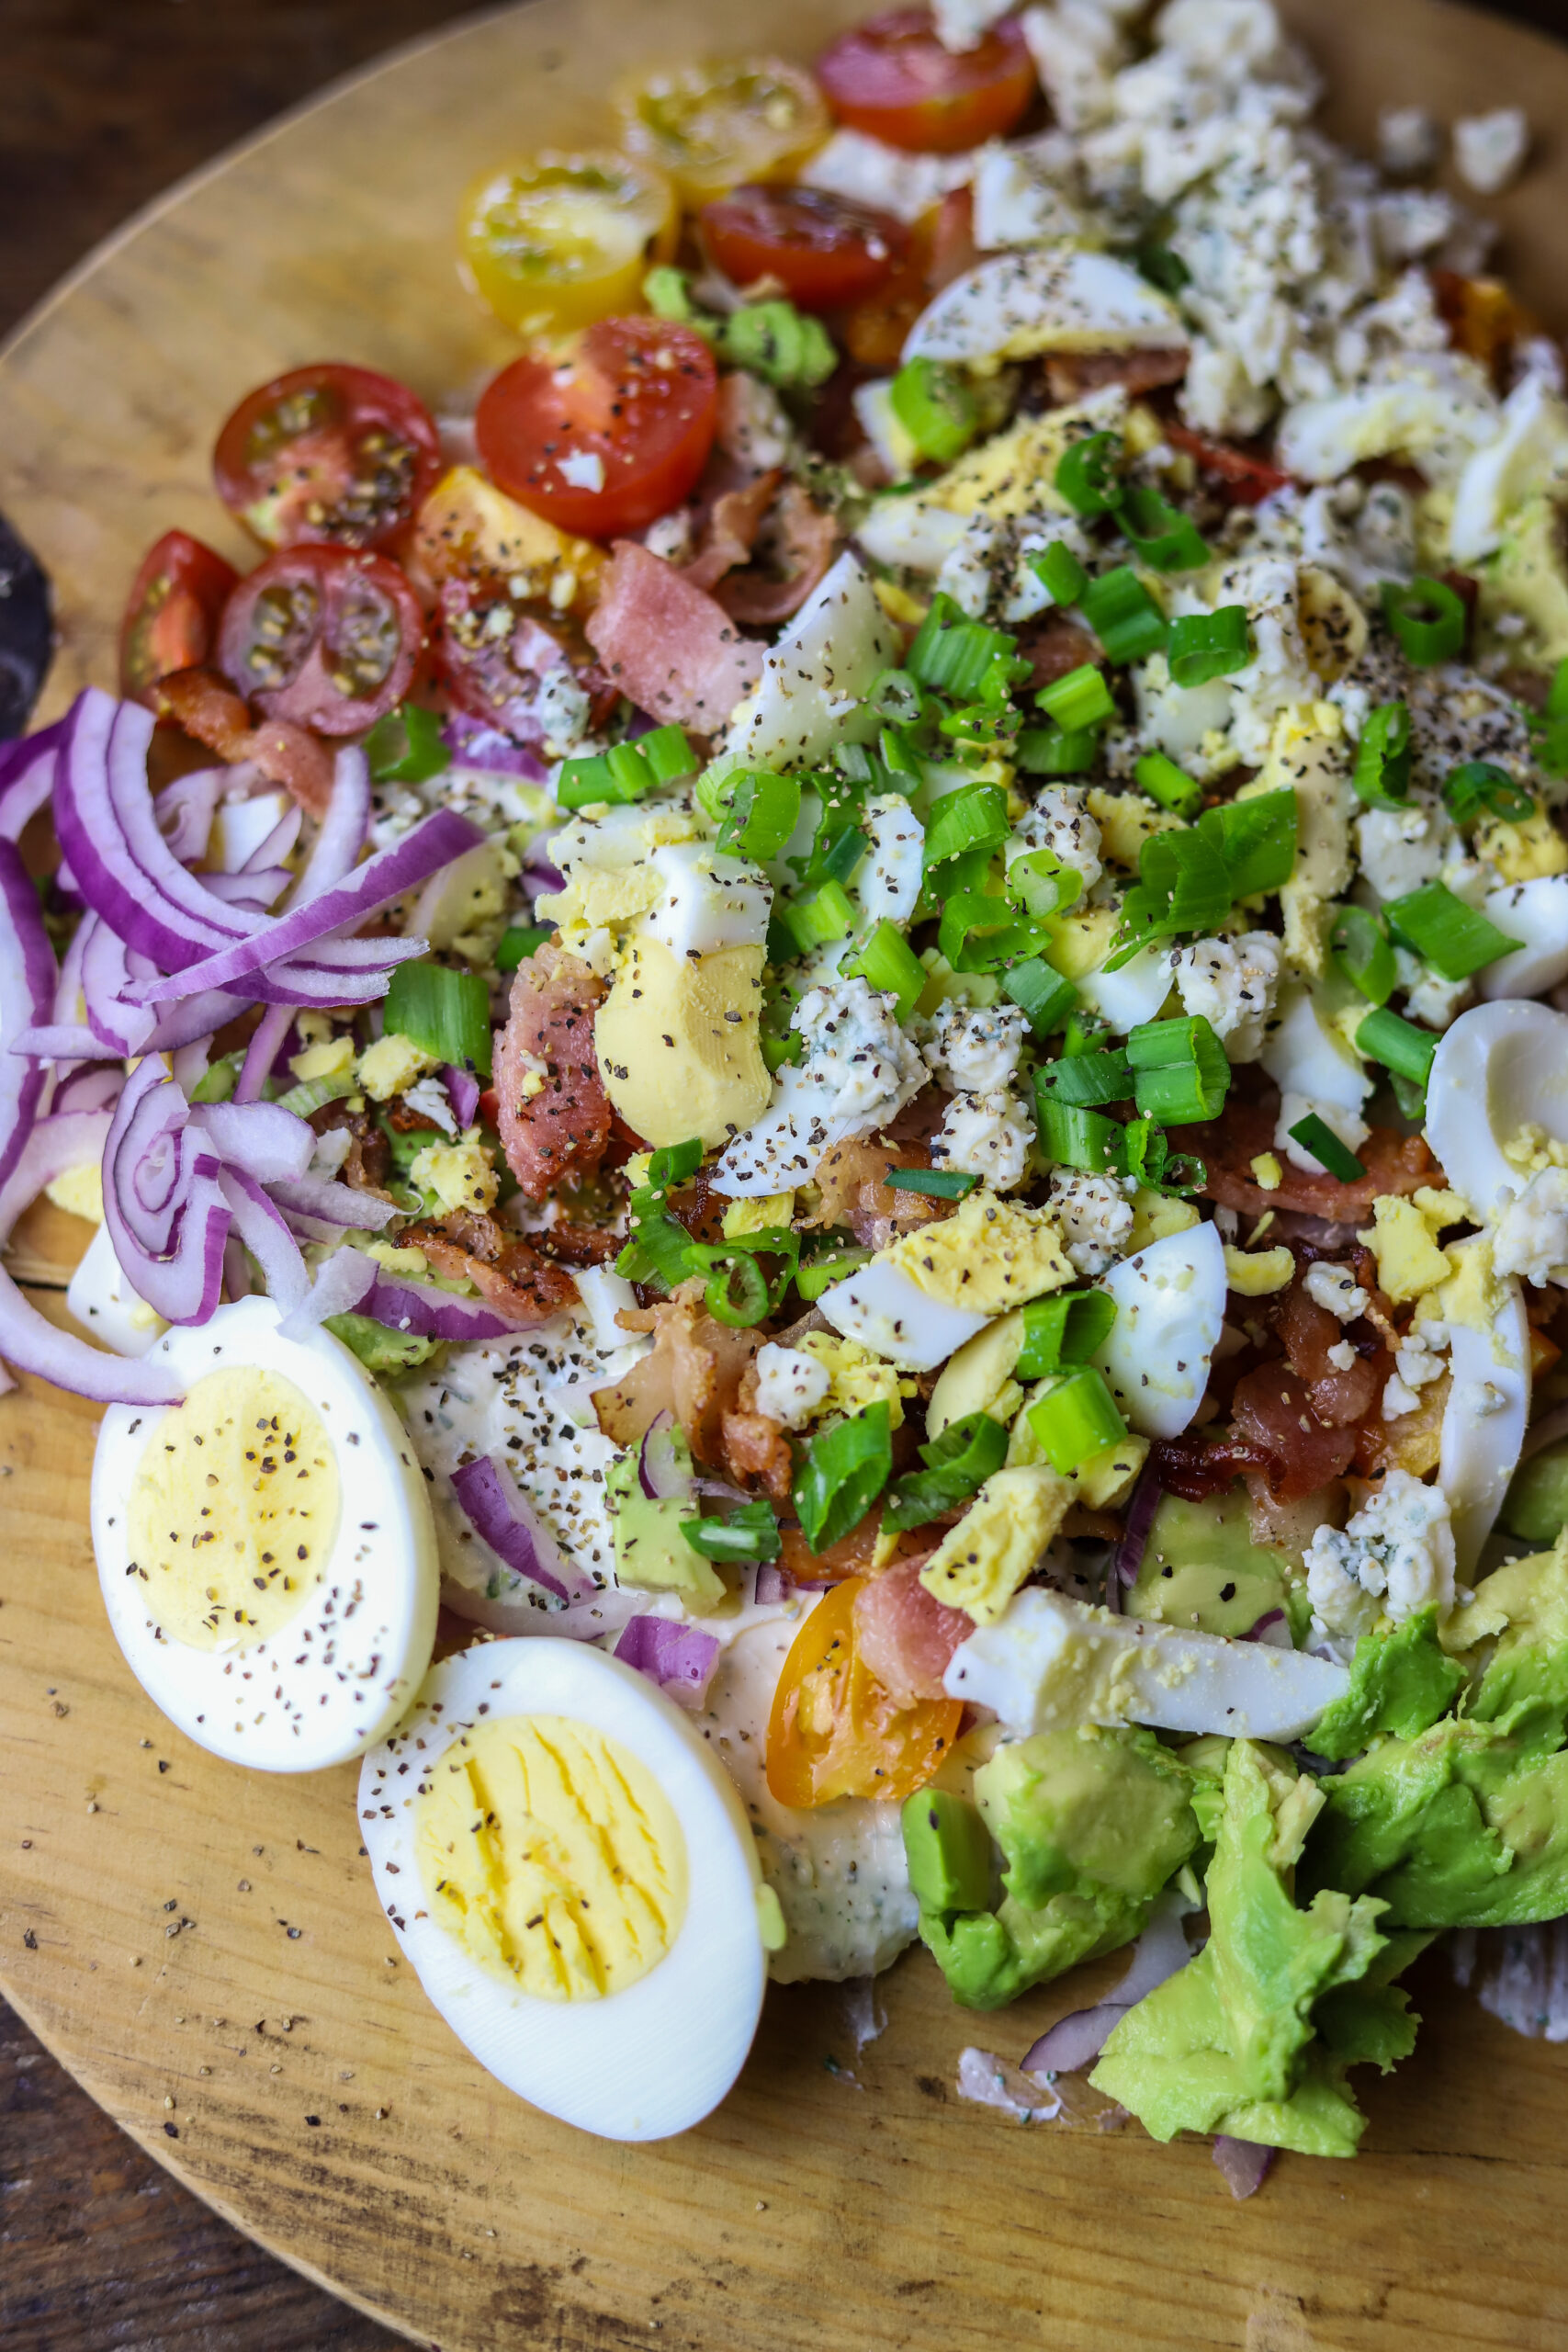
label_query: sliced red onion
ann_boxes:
[442,715,548,779]
[295,746,370,895]
[753,1562,787,1606]
[276,1244,378,1339]
[1244,1609,1293,1649]
[234,1002,295,1104]
[523,856,566,898]
[614,1615,722,1708]
[639,1409,694,1502]
[154,765,226,864]
[51,1065,123,1114]
[443,1065,481,1129]
[1022,1892,1193,2078]
[0,837,57,1193]
[0,722,62,842]
[1110,1461,1163,1597]
[218,1165,308,1312]
[201,864,292,910]
[103,1071,230,1325]
[189,1097,313,1183]
[450,1453,593,1604]
[267,1175,397,1229]
[361,1272,523,1340]
[1213,2136,1274,2199]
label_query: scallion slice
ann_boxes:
[1079,565,1168,663]
[1197,788,1298,898]
[646,1136,704,1188]
[1004,957,1077,1038]
[1055,430,1125,517]
[795,1245,873,1302]
[685,1498,782,1562]
[1007,846,1083,922]
[1015,1288,1117,1380]
[1287,1114,1366,1183]
[495,922,554,974]
[883,1409,1009,1532]
[793,1401,894,1553]
[1034,1090,1125,1175]
[1167,605,1251,688]
[841,919,926,1018]
[1035,1047,1133,1108]
[190,1050,243,1105]
[716,769,802,861]
[365,703,451,786]
[922,782,1010,870]
[1026,1365,1127,1475]
[1134,751,1202,820]
[1356,1005,1438,1090]
[1330,905,1396,1005]
[908,594,1028,706]
[1351,702,1412,809]
[773,878,855,958]
[615,1188,698,1291]
[1119,484,1211,572]
[1382,576,1467,666]
[383,960,493,1079]
[886,1167,979,1199]
[1125,1012,1229,1124]
[1384,879,1521,980]
[1442,761,1536,826]
[1136,826,1233,933]
[1030,541,1089,606]
[889,356,978,463]
[275,1070,355,1118]
[1016,723,1100,775]
[869,669,927,726]
[938,890,1041,974]
[1036,662,1115,732]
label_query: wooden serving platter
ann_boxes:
[6,2,1568,2344]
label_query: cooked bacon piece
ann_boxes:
[808,1130,949,1251]
[1163,422,1292,505]
[1012,612,1104,693]
[402,1215,578,1326]
[777,1504,926,1586]
[494,944,611,1201]
[1264,1255,1387,1428]
[852,1556,969,1706]
[721,1408,794,1501]
[593,1283,760,1470]
[308,1101,394,1196]
[1150,1431,1277,1503]
[533,1221,622,1268]
[153,664,335,815]
[682,469,781,594]
[1191,1081,1437,1218]
[1229,1359,1358,1501]
[927,185,978,294]
[1043,347,1189,404]
[584,540,765,731]
[718,482,839,627]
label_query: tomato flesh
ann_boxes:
[217,545,423,736]
[765,1576,963,1808]
[817,8,1034,153]
[700,183,907,311]
[213,363,442,552]
[120,530,240,707]
[475,318,719,539]
[615,56,830,204]
[459,151,678,336]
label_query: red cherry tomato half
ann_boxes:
[119,531,240,707]
[816,8,1034,153]
[217,545,424,737]
[213,363,442,552]
[475,318,719,539]
[699,183,908,311]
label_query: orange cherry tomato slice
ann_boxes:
[700,183,908,311]
[475,318,719,539]
[816,9,1035,155]
[119,530,240,707]
[765,1576,963,1808]
[213,363,442,552]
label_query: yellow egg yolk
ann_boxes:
[414,1713,688,2001]
[125,1366,340,1650]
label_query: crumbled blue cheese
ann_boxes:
[714,976,927,1195]
[924,999,1029,1093]
[1494,1168,1568,1289]
[1377,104,1440,177]
[1453,107,1529,197]
[1303,1261,1368,1320]
[799,128,977,226]
[858,795,925,927]
[1304,1467,1457,1637]
[752,1342,832,1430]
[1172,930,1280,1061]
[933,1088,1036,1191]
[1045,1168,1135,1275]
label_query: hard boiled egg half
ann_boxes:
[358,1637,771,2140]
[92,1295,439,1770]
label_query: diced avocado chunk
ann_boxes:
[1131,1490,1296,1640]
[901,1790,994,1915]
[323,1312,441,1374]
[1501,1442,1568,1547]
[1307,1606,1467,1763]
[1089,1738,1423,2156]
[604,1438,725,1611]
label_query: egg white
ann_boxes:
[1426,1001,1568,1218]
[1090,1223,1227,1439]
[357,1639,767,2142]
[92,1295,438,1771]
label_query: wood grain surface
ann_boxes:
[5,4,1568,2348]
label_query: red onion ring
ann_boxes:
[450,1452,593,1604]
[614,1615,721,1708]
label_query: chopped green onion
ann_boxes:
[1026,1366,1127,1476]
[1125,1012,1229,1124]
[793,1401,894,1553]
[1442,761,1536,826]
[1034,1090,1125,1175]
[639,724,701,787]
[868,669,927,726]
[190,1051,243,1105]
[796,1245,873,1302]
[889,356,978,463]
[615,1187,698,1291]
[1123,1116,1192,1193]
[938,891,1041,974]
[495,922,554,974]
[275,1070,355,1118]
[1119,484,1211,572]
[383,961,493,1079]
[923,784,1010,870]
[1036,662,1115,732]
[365,703,451,786]
[1136,826,1234,933]
[1330,905,1396,1006]
[646,1136,704,1188]
[1549,658,1568,721]
[1196,788,1297,898]
[1055,431,1125,517]
[1016,723,1100,775]
[716,769,802,861]
[1015,1289,1118,1380]
[1167,605,1251,688]
[1287,1114,1366,1184]
[1007,846,1082,921]
[773,879,855,958]
[719,300,837,390]
[884,1408,1009,1532]
[1035,1048,1133,1108]
[1384,880,1521,980]
[685,1498,782,1563]
[643,264,703,323]
[1079,565,1168,663]
[1356,1005,1438,1090]
[762,1029,804,1073]
[1134,751,1203,820]
[701,1254,772,1327]
[1063,1010,1111,1057]
[1135,242,1190,294]
[885,1167,979,1199]
[817,821,871,889]
[558,726,695,810]
[907,594,1028,706]
[841,920,926,1018]
[1351,702,1412,809]
[1382,575,1467,666]
[685,1228,801,1325]
[1029,541,1089,606]
[1003,958,1077,1038]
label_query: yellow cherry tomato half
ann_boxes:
[614,56,829,205]
[765,1577,963,1810]
[458,149,678,337]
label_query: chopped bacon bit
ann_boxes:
[852,1555,969,1706]
[495,944,612,1202]
[1012,612,1104,693]
[721,1408,794,1501]
[402,1215,578,1327]
[592,1282,760,1472]
[808,1127,950,1251]
[1043,347,1189,404]
[681,469,781,594]
[308,1102,392,1195]
[152,664,334,815]
[583,540,765,730]
[1263,1250,1389,1429]
[1150,1431,1276,1503]
[777,1504,925,1586]
[717,481,839,627]
[1190,1080,1437,1217]
[1229,1359,1357,1501]
[1430,267,1540,385]
[1164,422,1292,504]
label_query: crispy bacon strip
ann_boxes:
[402,1215,578,1327]
[1043,347,1190,404]
[682,470,781,594]
[1191,1081,1437,1218]
[495,944,612,1202]
[717,481,839,627]
[584,540,764,731]
[852,1556,968,1706]
[154,665,335,815]
[593,1283,761,1470]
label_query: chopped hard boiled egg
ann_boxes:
[1426,1001,1568,1220]
[358,1635,767,2140]
[1425,1238,1533,1574]
[92,1296,439,1770]
[725,554,897,773]
[1090,1223,1227,1440]
[595,936,771,1149]
[67,1218,166,1358]
[903,249,1182,364]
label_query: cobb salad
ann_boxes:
[6,0,1568,2173]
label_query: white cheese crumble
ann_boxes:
[1453,107,1529,197]
[1007,784,1103,896]
[933,1087,1037,1192]
[556,448,605,493]
[1377,104,1441,178]
[1303,1261,1368,1321]
[1045,1168,1135,1275]
[1172,930,1281,1061]
[924,999,1029,1093]
[753,1342,832,1430]
[1303,1467,1456,1637]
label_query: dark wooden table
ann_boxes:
[2,0,1566,2345]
